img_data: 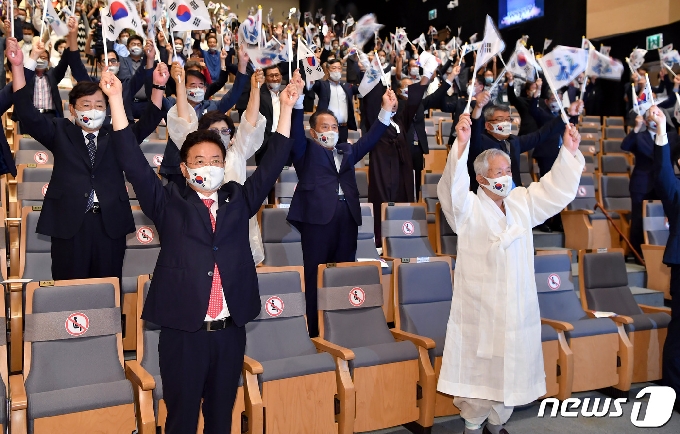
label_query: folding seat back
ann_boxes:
[19,137,47,151]
[439,120,453,142]
[245,267,343,433]
[535,254,585,323]
[581,131,601,141]
[260,206,303,266]
[435,203,457,256]
[120,210,160,351]
[274,167,298,204]
[582,116,600,124]
[582,155,596,174]
[356,205,378,260]
[600,154,629,175]
[381,203,434,258]
[355,167,369,202]
[579,250,670,382]
[420,172,442,215]
[430,110,449,121]
[0,288,7,431]
[604,116,624,127]
[424,119,436,136]
[15,149,54,166]
[643,200,668,245]
[347,130,361,143]
[317,262,429,432]
[20,207,52,282]
[579,125,601,134]
[579,139,600,155]
[140,141,166,168]
[20,279,136,432]
[605,126,626,139]
[58,88,70,101]
[600,175,631,212]
[579,121,600,129]
[566,175,597,211]
[17,166,53,211]
[603,139,624,154]
[519,152,533,185]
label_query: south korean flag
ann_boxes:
[297,37,325,84]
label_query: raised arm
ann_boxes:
[167,64,197,148]
[216,45,250,113]
[651,107,680,203]
[350,88,396,163]
[206,49,229,99]
[130,63,169,143]
[64,16,91,82]
[231,70,268,161]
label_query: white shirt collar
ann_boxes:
[81,129,99,139]
[197,191,218,201]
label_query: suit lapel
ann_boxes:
[93,127,110,170]
[183,186,215,235]
[215,187,233,234]
[65,122,94,168]
[336,142,351,171]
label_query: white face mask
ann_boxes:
[17,15,26,22]
[175,44,184,52]
[23,35,33,43]
[489,121,512,137]
[57,48,64,56]
[185,165,225,192]
[187,88,205,102]
[312,129,339,149]
[130,46,143,57]
[409,67,419,76]
[379,56,386,64]
[267,82,281,92]
[647,120,657,131]
[75,109,106,130]
[120,37,129,46]
[107,65,120,75]
[36,59,49,70]
[549,102,560,113]
[481,175,512,197]
[329,71,342,82]
[219,133,231,147]
[400,88,408,98]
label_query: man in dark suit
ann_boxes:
[651,107,680,413]
[469,92,566,192]
[288,87,397,336]
[104,68,299,433]
[311,59,360,143]
[256,64,284,164]
[21,16,90,119]
[7,37,168,281]
[623,110,679,259]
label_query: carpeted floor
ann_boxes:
[368,385,680,433]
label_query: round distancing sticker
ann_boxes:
[402,221,415,235]
[349,287,365,307]
[547,273,561,290]
[65,312,89,336]
[34,151,48,164]
[136,226,154,244]
[153,154,164,167]
[577,186,587,197]
[41,183,49,196]
[265,296,285,317]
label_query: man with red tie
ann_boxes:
[103,65,303,433]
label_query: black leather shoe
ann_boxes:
[483,425,509,434]
[536,223,553,233]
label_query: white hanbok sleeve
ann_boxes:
[436,138,476,233]
[522,146,586,227]
[231,112,267,160]
[167,104,199,149]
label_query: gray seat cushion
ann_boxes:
[351,341,419,369]
[246,316,317,362]
[385,237,435,258]
[537,291,587,324]
[426,335,446,363]
[262,243,304,266]
[260,352,336,382]
[28,380,133,420]
[541,324,558,342]
[624,313,671,333]
[564,318,618,339]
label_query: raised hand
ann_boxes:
[381,88,397,112]
[153,62,170,86]
[279,83,299,107]
[68,16,77,34]
[220,48,228,60]
[30,41,46,61]
[290,69,304,94]
[447,65,461,81]
[476,91,491,108]
[171,62,185,85]
[237,44,249,74]
[634,114,645,133]
[648,105,667,135]
[456,113,472,158]
[3,20,10,37]
[100,71,122,97]
[6,38,23,65]
[145,39,156,59]
[562,124,581,156]
[251,69,264,88]
[568,99,583,116]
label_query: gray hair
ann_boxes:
[483,104,511,121]
[473,149,511,176]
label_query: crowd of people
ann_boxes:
[0,1,678,433]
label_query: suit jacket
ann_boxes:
[13,85,164,239]
[312,80,359,130]
[118,55,146,82]
[24,49,91,117]
[287,108,388,227]
[654,141,680,265]
[469,114,564,191]
[111,125,294,330]
[259,85,276,135]
[624,129,679,195]
[530,100,579,176]
[0,80,16,176]
[411,80,451,154]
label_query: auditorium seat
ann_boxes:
[11,165,52,219]
[579,249,671,383]
[120,210,160,351]
[424,142,447,172]
[14,146,53,166]
[599,175,631,247]
[429,110,449,122]
[355,167,369,202]
[581,116,601,124]
[8,207,52,372]
[535,253,630,397]
[10,279,137,433]
[582,155,596,174]
[420,172,441,246]
[274,167,297,205]
[125,276,261,434]
[260,206,303,267]
[381,203,435,259]
[347,130,362,143]
[579,125,601,134]
[140,140,166,169]
[315,262,435,432]
[519,152,534,186]
[439,120,453,145]
[600,154,630,175]
[578,138,600,156]
[641,200,671,300]
[245,267,350,433]
[604,127,626,140]
[581,131,602,142]
[435,203,457,257]
[561,175,614,251]
[392,257,460,416]
[602,139,626,155]
[424,119,436,137]
[604,116,624,127]
[0,290,7,432]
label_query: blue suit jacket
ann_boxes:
[312,80,359,130]
[654,141,680,265]
[112,125,293,330]
[530,100,579,176]
[622,130,657,194]
[287,108,388,227]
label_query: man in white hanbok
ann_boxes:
[436,113,585,434]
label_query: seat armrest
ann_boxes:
[9,374,27,411]
[390,328,436,349]
[435,253,457,260]
[311,337,355,361]
[243,355,264,375]
[561,209,594,216]
[640,244,665,252]
[585,310,634,324]
[125,360,156,391]
[541,318,575,332]
[638,304,671,314]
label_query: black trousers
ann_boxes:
[131,100,147,119]
[664,265,680,409]
[630,190,658,259]
[338,125,349,144]
[159,324,246,434]
[411,142,425,200]
[299,199,358,337]
[50,211,126,280]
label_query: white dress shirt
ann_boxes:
[270,89,281,132]
[197,190,231,321]
[81,129,100,203]
[328,81,348,124]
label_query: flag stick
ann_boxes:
[40,3,46,39]
[646,73,655,106]
[631,83,640,116]
[663,62,678,77]
[537,56,570,124]
[10,0,14,38]
[287,30,293,80]
[580,44,590,98]
[626,57,640,79]
[101,10,110,88]
[375,49,390,88]
[458,44,467,66]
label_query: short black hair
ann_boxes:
[263,65,281,76]
[206,34,218,43]
[22,23,34,34]
[474,73,485,87]
[309,109,339,129]
[198,110,237,137]
[327,59,342,67]
[99,50,120,63]
[54,39,67,50]
[180,129,226,162]
[185,70,207,86]
[69,82,108,107]
[127,35,144,47]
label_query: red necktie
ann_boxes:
[202,199,224,319]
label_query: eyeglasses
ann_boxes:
[75,102,106,111]
[208,127,232,136]
[266,73,282,79]
[101,59,119,65]
[186,159,224,168]
[187,83,206,90]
